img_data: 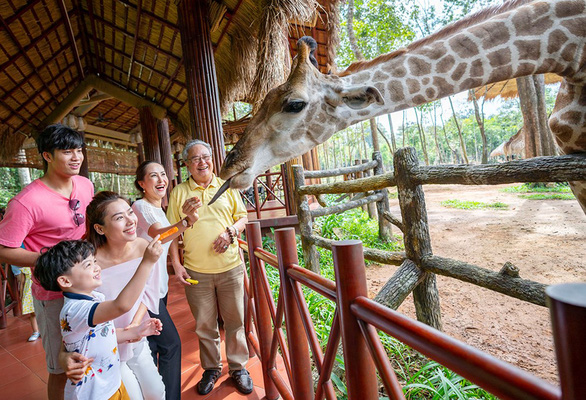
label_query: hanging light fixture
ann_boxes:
[77,116,86,131]
[67,114,78,130]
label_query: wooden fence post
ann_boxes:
[293,165,320,273]
[546,283,586,400]
[245,222,279,399]
[373,151,392,241]
[275,228,315,400]
[394,147,442,330]
[363,158,378,219]
[332,240,379,400]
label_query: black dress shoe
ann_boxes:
[230,369,253,394]
[197,369,221,395]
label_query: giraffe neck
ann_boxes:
[339,0,586,124]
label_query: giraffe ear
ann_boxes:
[338,86,384,109]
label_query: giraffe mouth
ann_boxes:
[208,178,232,206]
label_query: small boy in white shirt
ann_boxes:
[34,238,163,400]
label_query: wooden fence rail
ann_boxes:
[239,223,585,399]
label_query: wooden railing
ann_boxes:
[241,164,291,219]
[240,222,585,399]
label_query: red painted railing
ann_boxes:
[241,222,585,400]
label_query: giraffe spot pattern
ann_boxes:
[470,59,484,77]
[487,48,511,68]
[488,65,513,83]
[470,21,510,49]
[548,30,569,54]
[407,57,432,76]
[422,77,430,85]
[561,18,586,38]
[517,63,536,76]
[512,3,552,36]
[436,55,456,73]
[425,87,436,99]
[388,81,405,102]
[432,77,453,98]
[514,39,542,61]
[407,79,421,94]
[449,35,479,58]
[460,78,483,91]
[561,111,583,125]
[412,95,426,105]
[373,70,390,82]
[451,63,467,81]
[560,43,578,63]
[555,1,585,18]
[425,44,446,60]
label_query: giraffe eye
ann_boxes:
[282,100,307,113]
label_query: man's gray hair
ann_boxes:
[183,139,212,161]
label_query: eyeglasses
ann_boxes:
[69,199,85,227]
[187,155,212,164]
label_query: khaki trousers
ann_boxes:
[185,264,248,371]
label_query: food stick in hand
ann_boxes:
[159,226,179,241]
[186,278,199,285]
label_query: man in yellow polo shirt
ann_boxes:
[167,139,250,396]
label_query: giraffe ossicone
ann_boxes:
[220,0,586,213]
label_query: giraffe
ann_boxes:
[490,128,525,160]
[219,0,586,213]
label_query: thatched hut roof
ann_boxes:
[0,0,340,170]
[471,73,562,101]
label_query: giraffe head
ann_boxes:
[220,37,384,189]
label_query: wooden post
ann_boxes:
[245,222,279,399]
[373,151,392,241]
[177,0,225,172]
[139,107,161,163]
[174,150,182,184]
[394,147,442,330]
[362,158,377,219]
[158,118,173,206]
[332,240,379,400]
[292,165,320,273]
[80,131,89,178]
[546,283,586,399]
[137,142,145,165]
[275,228,314,400]
[354,160,368,213]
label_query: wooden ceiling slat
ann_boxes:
[215,0,244,52]
[89,13,180,62]
[101,58,183,107]
[116,0,178,32]
[90,35,184,95]
[126,0,142,84]
[74,1,94,72]
[0,15,59,106]
[57,0,85,79]
[86,0,104,74]
[5,0,43,25]
[0,15,69,74]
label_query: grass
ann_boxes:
[259,206,497,399]
[441,199,508,210]
[501,182,571,193]
[518,193,575,200]
[501,183,575,201]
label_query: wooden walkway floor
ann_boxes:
[0,277,285,399]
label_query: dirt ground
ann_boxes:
[365,183,586,385]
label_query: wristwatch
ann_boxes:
[181,218,190,228]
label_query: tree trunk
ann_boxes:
[448,96,469,164]
[439,110,458,163]
[470,89,488,164]
[16,149,31,187]
[533,75,556,156]
[431,104,444,164]
[413,107,430,165]
[387,113,397,153]
[517,76,540,158]
[402,110,407,148]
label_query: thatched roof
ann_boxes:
[0,0,340,169]
[472,73,562,101]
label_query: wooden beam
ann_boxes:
[86,0,103,74]
[84,134,137,147]
[77,93,112,106]
[57,0,84,79]
[88,75,167,119]
[38,74,167,129]
[84,124,130,141]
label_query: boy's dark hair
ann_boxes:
[34,240,95,292]
[36,124,85,172]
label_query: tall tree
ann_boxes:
[448,96,469,163]
[469,89,489,163]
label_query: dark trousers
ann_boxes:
[148,295,182,400]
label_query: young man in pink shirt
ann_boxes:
[0,124,94,400]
